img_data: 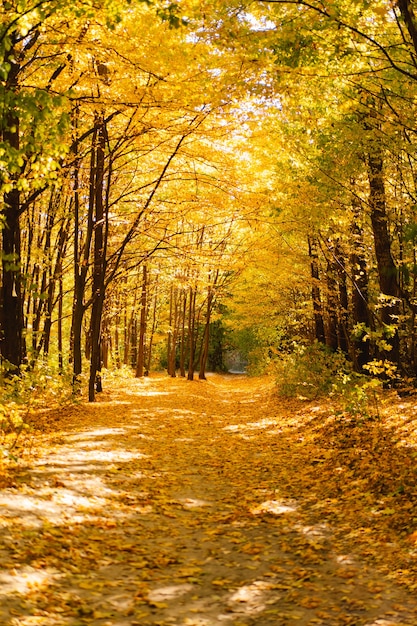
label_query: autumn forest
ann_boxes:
[3,0,417,402]
[5,2,417,624]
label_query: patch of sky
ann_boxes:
[239,12,276,32]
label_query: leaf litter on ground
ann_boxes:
[1,373,417,625]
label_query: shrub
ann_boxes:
[0,360,73,461]
[273,342,382,418]
[273,343,350,400]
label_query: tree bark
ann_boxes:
[368,147,400,364]
[325,252,339,352]
[350,196,372,370]
[167,284,174,376]
[58,274,64,373]
[146,276,159,374]
[42,215,70,356]
[199,272,217,380]
[307,235,326,344]
[187,285,197,381]
[135,264,148,378]
[168,285,180,378]
[199,290,213,380]
[179,289,187,377]
[397,0,417,57]
[334,242,349,354]
[88,115,107,401]
[71,119,97,391]
[0,43,25,371]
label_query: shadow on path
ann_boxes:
[1,374,417,625]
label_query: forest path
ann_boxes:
[1,373,417,625]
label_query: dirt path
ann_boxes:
[1,374,417,625]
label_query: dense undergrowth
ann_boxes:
[272,343,388,418]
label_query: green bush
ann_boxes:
[0,360,73,405]
[273,343,350,399]
[0,360,73,457]
[273,342,382,417]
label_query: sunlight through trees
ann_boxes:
[2,0,417,398]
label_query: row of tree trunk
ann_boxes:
[307,135,409,376]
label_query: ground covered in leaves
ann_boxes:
[1,373,417,625]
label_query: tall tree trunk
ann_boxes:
[350,195,372,370]
[167,284,174,376]
[396,0,417,57]
[323,239,350,354]
[88,116,107,401]
[334,242,349,354]
[187,285,197,381]
[168,285,180,378]
[199,271,217,380]
[42,215,70,356]
[71,122,96,390]
[179,289,187,377]
[146,275,159,374]
[114,305,121,369]
[58,274,64,373]
[199,289,214,380]
[368,146,400,364]
[136,264,148,378]
[30,194,54,362]
[130,318,138,368]
[326,252,339,352]
[101,314,109,369]
[123,303,128,366]
[307,235,326,344]
[0,46,24,371]
[412,239,417,375]
[22,203,35,323]
[1,193,24,371]
[125,279,138,367]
